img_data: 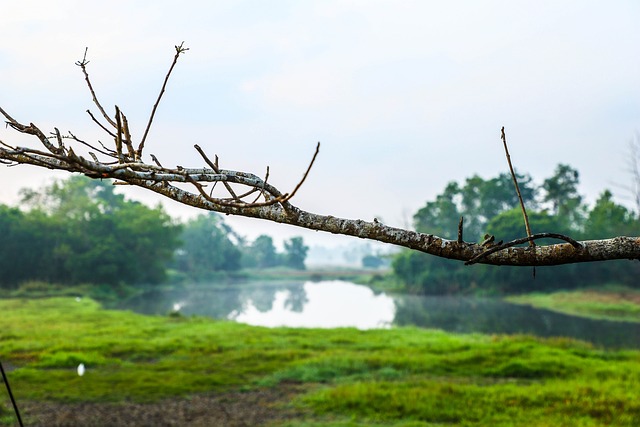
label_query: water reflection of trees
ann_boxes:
[241,282,308,313]
[118,284,640,350]
[118,281,310,319]
[245,286,279,312]
[283,285,309,312]
[393,296,640,349]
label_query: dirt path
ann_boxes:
[12,386,304,427]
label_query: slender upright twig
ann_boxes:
[457,216,464,243]
[280,142,321,203]
[76,48,117,129]
[501,127,535,247]
[1,360,23,427]
[137,42,189,159]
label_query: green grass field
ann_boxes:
[506,287,640,323]
[1,297,640,426]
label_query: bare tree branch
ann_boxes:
[2,46,639,267]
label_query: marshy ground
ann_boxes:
[2,295,640,426]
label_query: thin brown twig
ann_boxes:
[8,121,60,155]
[194,144,239,200]
[234,168,271,200]
[150,154,163,167]
[114,106,124,162]
[250,166,270,203]
[68,132,116,157]
[281,142,320,203]
[457,216,464,243]
[233,187,256,200]
[75,48,117,128]
[501,127,535,247]
[96,139,116,155]
[120,111,136,159]
[0,106,19,125]
[86,110,116,138]
[53,128,64,151]
[137,42,189,159]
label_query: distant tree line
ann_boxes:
[174,215,309,282]
[393,164,640,294]
[0,176,308,289]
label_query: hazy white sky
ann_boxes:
[1,1,639,247]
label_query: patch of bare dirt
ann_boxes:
[14,386,304,427]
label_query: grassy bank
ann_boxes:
[506,286,640,323]
[241,267,385,283]
[1,297,640,426]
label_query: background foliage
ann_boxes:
[393,164,640,294]
[1,177,181,288]
[0,176,310,289]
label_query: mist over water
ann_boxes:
[117,280,640,349]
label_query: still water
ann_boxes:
[116,280,640,349]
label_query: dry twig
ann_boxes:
[501,127,535,247]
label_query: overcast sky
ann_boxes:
[1,1,639,247]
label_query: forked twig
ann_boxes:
[501,127,535,247]
[194,144,239,200]
[76,48,117,129]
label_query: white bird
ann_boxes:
[77,363,85,376]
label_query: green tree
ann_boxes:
[16,176,181,286]
[413,172,537,242]
[283,237,308,270]
[0,206,51,288]
[362,254,384,269]
[394,166,635,295]
[486,208,567,245]
[578,191,640,287]
[478,172,537,223]
[542,164,584,231]
[174,212,241,281]
[584,190,638,238]
[414,182,462,239]
[484,208,579,293]
[245,235,279,269]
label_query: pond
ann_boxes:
[116,280,640,349]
